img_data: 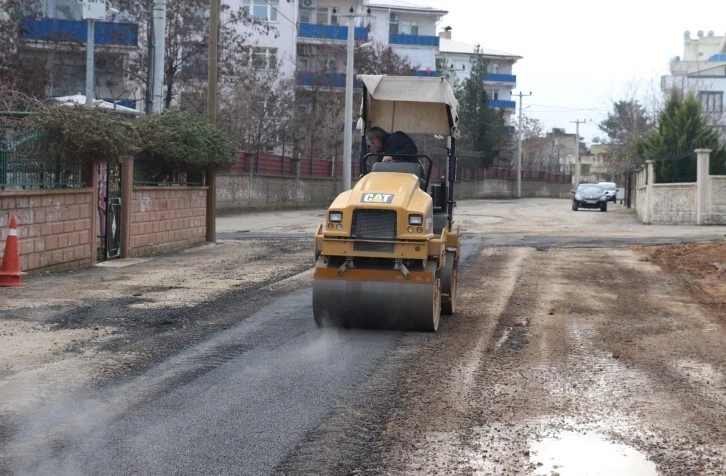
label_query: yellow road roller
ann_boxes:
[313,75,461,332]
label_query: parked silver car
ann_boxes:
[597,181,618,203]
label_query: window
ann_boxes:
[699,91,723,113]
[298,55,336,73]
[389,15,398,34]
[242,0,278,21]
[182,42,208,79]
[398,21,418,35]
[298,57,309,72]
[242,47,278,70]
[299,8,313,23]
[51,64,84,96]
[53,0,82,20]
[315,7,329,24]
[489,63,500,74]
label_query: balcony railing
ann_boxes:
[485,73,516,84]
[296,72,363,89]
[298,24,369,41]
[389,34,439,47]
[21,18,138,46]
[488,100,516,109]
[410,70,438,77]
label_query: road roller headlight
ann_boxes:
[408,214,423,226]
[329,211,343,223]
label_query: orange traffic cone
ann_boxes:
[0,214,27,287]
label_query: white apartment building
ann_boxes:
[435,28,521,124]
[17,0,521,120]
[366,0,446,75]
[228,0,298,81]
[15,0,139,108]
[661,30,726,138]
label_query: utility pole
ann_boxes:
[341,7,370,191]
[514,91,532,198]
[571,119,586,186]
[151,0,167,113]
[342,7,355,191]
[85,16,95,108]
[83,0,112,108]
[206,0,219,243]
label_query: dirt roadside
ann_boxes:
[642,240,726,314]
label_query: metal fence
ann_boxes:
[0,131,87,190]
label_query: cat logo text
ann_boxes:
[361,193,394,204]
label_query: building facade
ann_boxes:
[12,0,139,108]
[435,28,520,124]
[9,0,522,128]
[661,30,726,138]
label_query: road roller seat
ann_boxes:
[371,161,426,189]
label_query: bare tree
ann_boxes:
[103,0,272,111]
[599,99,653,175]
[520,116,546,171]
[218,64,295,165]
[293,41,417,163]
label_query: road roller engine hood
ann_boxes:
[323,172,434,238]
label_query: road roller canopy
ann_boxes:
[357,75,460,139]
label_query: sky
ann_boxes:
[412,0,726,144]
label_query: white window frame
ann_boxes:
[398,21,418,35]
[299,7,313,23]
[699,91,723,113]
[242,0,278,22]
[243,47,279,70]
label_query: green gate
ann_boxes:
[0,130,87,189]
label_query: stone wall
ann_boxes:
[709,177,726,224]
[216,172,573,211]
[651,183,698,225]
[634,150,726,225]
[217,173,339,210]
[454,178,573,199]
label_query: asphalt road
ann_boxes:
[1,199,725,475]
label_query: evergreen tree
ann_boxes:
[454,46,508,168]
[635,91,725,182]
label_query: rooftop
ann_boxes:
[367,0,447,15]
[439,38,522,60]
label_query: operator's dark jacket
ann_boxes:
[377,131,418,162]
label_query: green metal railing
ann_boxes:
[0,130,87,190]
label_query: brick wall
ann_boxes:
[129,186,207,257]
[0,189,94,272]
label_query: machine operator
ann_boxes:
[366,127,418,163]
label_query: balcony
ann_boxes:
[298,24,369,42]
[296,72,363,89]
[485,73,516,84]
[21,18,138,46]
[410,70,438,77]
[389,34,439,47]
[488,100,516,110]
